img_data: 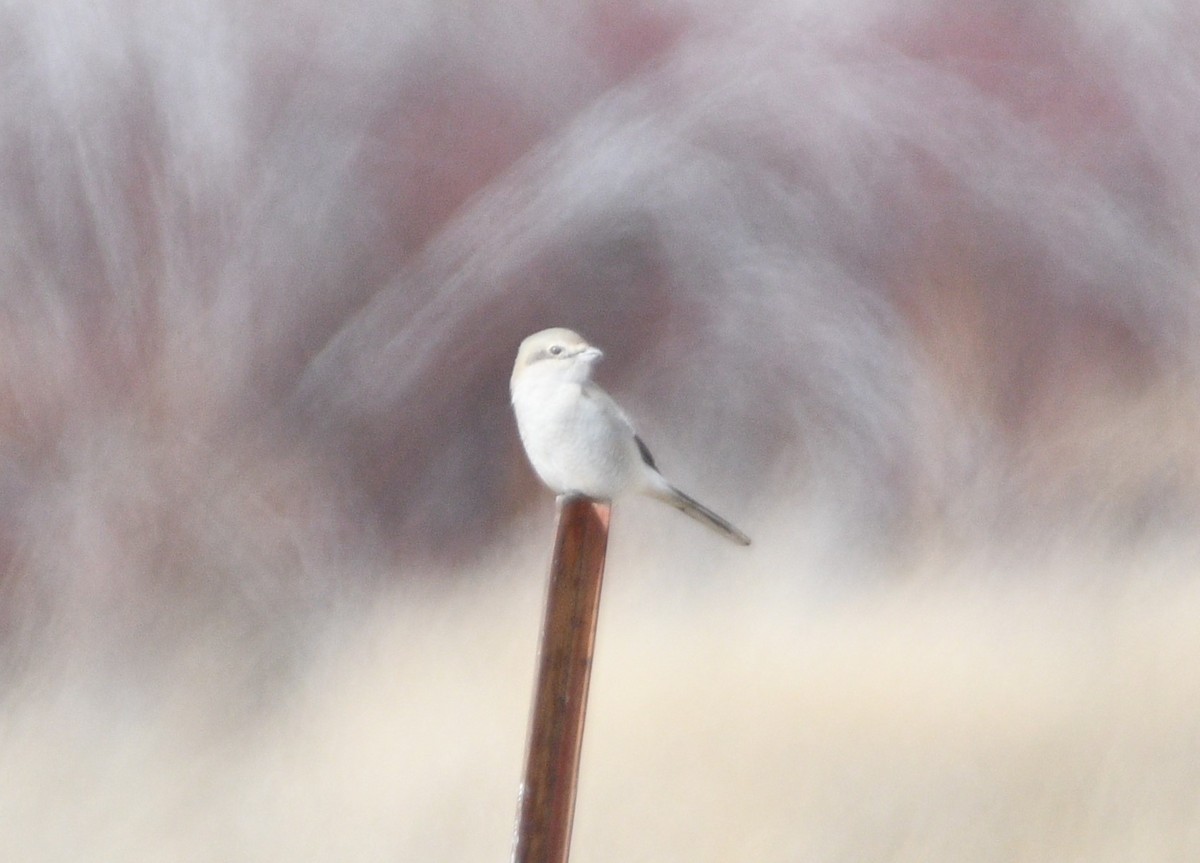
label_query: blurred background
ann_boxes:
[1,0,1199,859]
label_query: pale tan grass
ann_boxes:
[2,554,1199,862]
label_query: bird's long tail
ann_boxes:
[647,481,751,546]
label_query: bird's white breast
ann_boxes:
[511,371,641,498]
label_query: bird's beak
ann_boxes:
[580,346,603,362]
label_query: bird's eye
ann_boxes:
[548,345,564,356]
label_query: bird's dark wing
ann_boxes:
[634,434,658,470]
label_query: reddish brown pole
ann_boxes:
[512,495,611,863]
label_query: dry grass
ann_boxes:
[2,547,1198,862]
[1,4,1199,858]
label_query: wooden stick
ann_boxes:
[512,495,611,863]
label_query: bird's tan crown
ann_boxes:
[512,328,593,377]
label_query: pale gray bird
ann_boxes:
[510,328,751,546]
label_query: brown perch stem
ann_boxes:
[511,495,611,863]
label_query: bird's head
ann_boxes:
[511,328,604,390]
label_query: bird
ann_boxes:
[510,327,751,546]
